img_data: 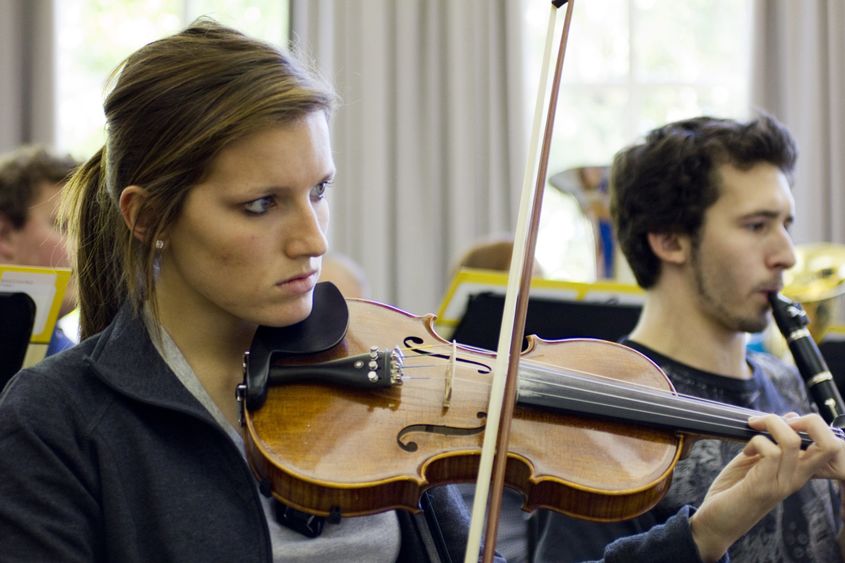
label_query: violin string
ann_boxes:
[524,374,829,445]
[514,360,800,438]
[388,343,828,443]
[518,371,755,433]
[521,362,760,423]
[518,360,751,414]
[394,343,835,441]
[518,384,766,436]
[398,344,759,425]
[397,371,754,438]
[398,363,821,444]
[396,347,760,431]
[401,364,461,371]
[453,343,766,418]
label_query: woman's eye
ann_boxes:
[311,181,332,201]
[244,196,275,215]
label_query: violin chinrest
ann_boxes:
[245,282,349,410]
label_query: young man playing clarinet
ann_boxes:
[532,114,845,562]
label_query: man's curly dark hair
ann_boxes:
[610,113,797,288]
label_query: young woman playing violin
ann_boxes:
[1,20,844,563]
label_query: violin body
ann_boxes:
[243,296,684,523]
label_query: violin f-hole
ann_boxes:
[403,336,492,374]
[397,416,487,452]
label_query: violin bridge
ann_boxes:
[443,340,456,408]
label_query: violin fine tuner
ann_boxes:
[260,346,405,389]
[356,346,406,385]
[237,346,405,425]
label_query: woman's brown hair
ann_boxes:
[61,19,336,338]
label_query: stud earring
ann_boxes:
[155,240,166,250]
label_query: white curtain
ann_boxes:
[751,0,845,244]
[290,0,529,314]
[0,0,56,152]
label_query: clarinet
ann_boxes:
[768,292,845,428]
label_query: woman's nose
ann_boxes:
[286,204,329,259]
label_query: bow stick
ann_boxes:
[464,2,575,561]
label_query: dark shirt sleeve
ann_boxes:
[598,506,727,563]
[532,506,661,562]
[532,505,728,563]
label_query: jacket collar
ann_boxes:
[84,302,219,423]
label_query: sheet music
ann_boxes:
[0,265,71,344]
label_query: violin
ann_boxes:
[237,282,835,523]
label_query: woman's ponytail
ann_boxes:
[61,147,128,338]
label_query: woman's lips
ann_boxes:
[277,271,318,294]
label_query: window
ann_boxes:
[55,0,288,160]
[527,0,753,281]
[54,1,752,284]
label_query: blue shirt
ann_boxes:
[46,327,75,356]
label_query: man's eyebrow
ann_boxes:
[738,210,791,220]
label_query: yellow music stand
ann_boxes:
[0,264,71,367]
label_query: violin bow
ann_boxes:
[464,2,575,562]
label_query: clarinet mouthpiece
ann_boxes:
[768,292,809,333]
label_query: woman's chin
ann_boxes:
[259,300,314,328]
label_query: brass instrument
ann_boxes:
[782,243,845,341]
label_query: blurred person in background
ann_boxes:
[0,145,79,355]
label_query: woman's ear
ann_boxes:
[118,186,153,242]
[646,231,692,266]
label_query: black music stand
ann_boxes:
[450,292,642,351]
[0,291,36,389]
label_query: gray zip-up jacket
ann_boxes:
[0,303,474,562]
[0,302,714,562]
